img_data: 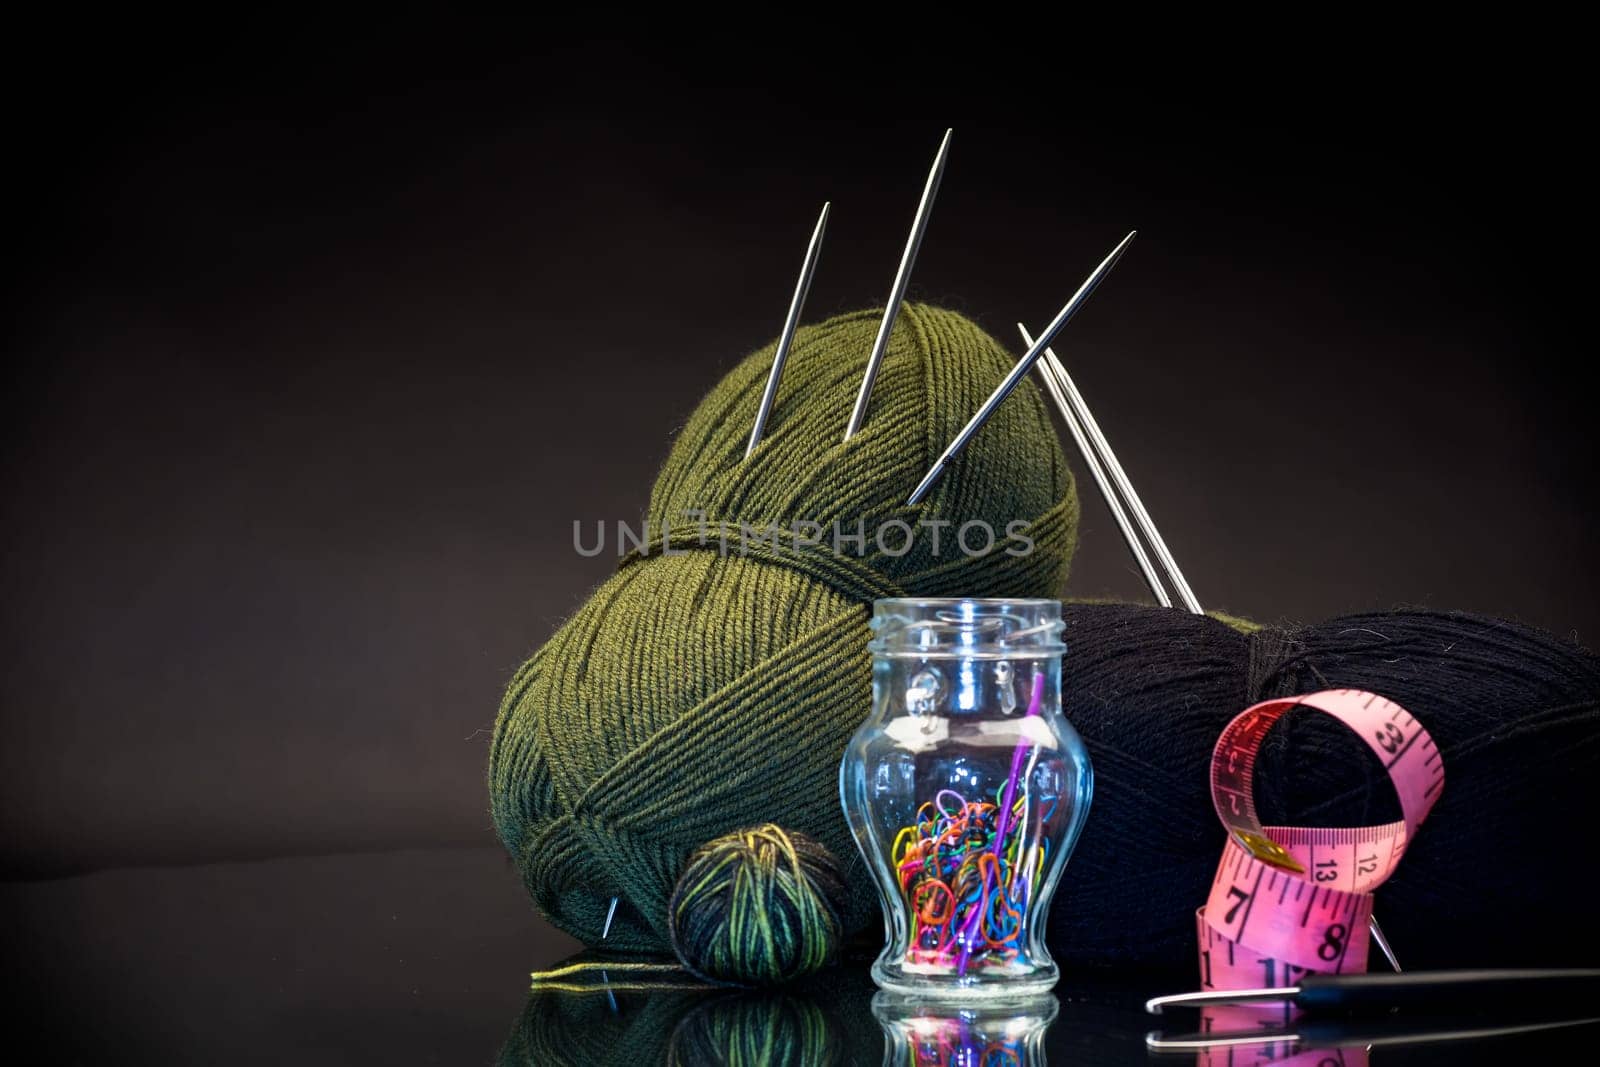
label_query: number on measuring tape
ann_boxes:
[1196,689,1443,991]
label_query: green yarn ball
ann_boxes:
[668,825,845,986]
[489,304,1079,978]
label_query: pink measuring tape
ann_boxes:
[1198,688,1445,992]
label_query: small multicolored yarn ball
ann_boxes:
[668,825,846,986]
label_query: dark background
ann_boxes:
[4,25,1593,885]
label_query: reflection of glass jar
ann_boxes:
[873,992,1058,1065]
[841,599,1093,998]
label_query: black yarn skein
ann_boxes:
[1049,603,1600,971]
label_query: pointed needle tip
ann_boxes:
[843,127,952,441]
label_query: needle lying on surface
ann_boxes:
[1146,968,1600,1015]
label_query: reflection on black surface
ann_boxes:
[667,988,868,1065]
[500,954,882,1065]
[501,952,1600,1066]
[1161,1003,1370,1066]
[1147,1005,1600,1065]
[873,992,1057,1065]
[501,960,1066,1065]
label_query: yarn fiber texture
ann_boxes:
[668,826,847,986]
[1048,602,1600,970]
[490,304,1078,956]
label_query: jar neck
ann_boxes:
[872,655,1062,723]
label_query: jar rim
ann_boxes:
[873,597,1061,608]
[869,597,1066,658]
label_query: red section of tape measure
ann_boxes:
[1198,689,1444,989]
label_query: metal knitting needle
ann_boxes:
[906,230,1135,504]
[844,128,951,441]
[601,895,618,940]
[1017,325,1402,972]
[1368,920,1402,973]
[747,201,830,457]
[1015,324,1201,612]
[1019,322,1170,607]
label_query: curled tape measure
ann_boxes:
[1198,689,1444,992]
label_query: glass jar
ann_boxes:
[841,598,1093,998]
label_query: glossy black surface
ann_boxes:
[7,847,1592,1063]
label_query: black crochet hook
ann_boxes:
[1146,968,1600,1016]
